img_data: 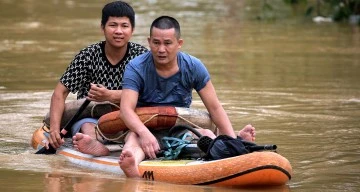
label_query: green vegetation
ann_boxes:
[304,0,360,23]
[259,0,360,24]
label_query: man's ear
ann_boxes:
[178,39,184,49]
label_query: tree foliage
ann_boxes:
[259,0,360,25]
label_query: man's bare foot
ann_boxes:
[238,124,256,142]
[72,133,109,156]
[119,150,140,178]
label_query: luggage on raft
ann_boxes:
[41,99,216,137]
[42,98,119,129]
[96,106,216,135]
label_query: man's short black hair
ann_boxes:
[101,1,135,28]
[150,16,181,39]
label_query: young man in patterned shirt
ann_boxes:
[47,1,147,155]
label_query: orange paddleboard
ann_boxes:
[57,145,292,188]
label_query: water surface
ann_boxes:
[0,0,359,191]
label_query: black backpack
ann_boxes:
[168,125,277,161]
[198,135,277,160]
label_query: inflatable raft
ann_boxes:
[32,130,292,188]
[33,104,292,187]
[42,99,119,129]
[57,144,292,187]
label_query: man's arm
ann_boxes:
[87,83,122,104]
[120,88,160,159]
[48,82,70,149]
[198,80,236,138]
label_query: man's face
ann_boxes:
[102,16,133,48]
[148,27,183,66]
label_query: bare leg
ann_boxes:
[72,133,109,156]
[238,124,256,142]
[118,132,145,178]
[80,123,97,138]
[80,122,105,142]
[197,129,216,139]
[196,125,255,142]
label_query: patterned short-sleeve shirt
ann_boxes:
[60,41,148,99]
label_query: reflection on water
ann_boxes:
[0,0,359,192]
[0,168,291,192]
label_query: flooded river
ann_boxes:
[0,0,359,191]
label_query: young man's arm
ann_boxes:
[48,82,70,149]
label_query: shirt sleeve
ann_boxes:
[59,49,89,94]
[122,60,142,93]
[192,57,210,92]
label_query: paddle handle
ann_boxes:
[35,99,91,154]
[60,99,91,136]
[247,145,277,152]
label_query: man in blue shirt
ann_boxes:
[123,45,210,108]
[118,16,256,178]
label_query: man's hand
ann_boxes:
[48,130,64,149]
[87,83,109,102]
[138,130,161,159]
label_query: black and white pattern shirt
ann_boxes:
[60,41,148,99]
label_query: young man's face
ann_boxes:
[148,27,183,66]
[102,16,133,48]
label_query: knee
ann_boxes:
[82,122,95,128]
[197,129,215,138]
[81,122,96,132]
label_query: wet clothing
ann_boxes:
[122,51,210,107]
[60,41,148,99]
[122,51,211,155]
[57,41,147,136]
